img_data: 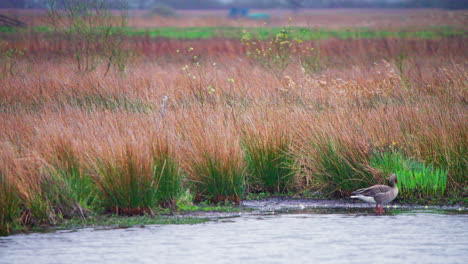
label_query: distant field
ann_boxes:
[1,26,465,40]
[1,8,466,41]
[1,8,467,29]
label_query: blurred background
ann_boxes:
[1,0,467,9]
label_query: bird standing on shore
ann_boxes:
[351,174,399,214]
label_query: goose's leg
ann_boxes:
[375,204,383,215]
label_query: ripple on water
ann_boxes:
[0,210,467,264]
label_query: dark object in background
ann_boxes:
[228,7,249,18]
[228,8,270,20]
[0,14,26,27]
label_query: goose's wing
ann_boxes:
[352,185,392,197]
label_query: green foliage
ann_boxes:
[394,50,412,88]
[415,133,467,192]
[2,26,464,40]
[179,52,219,105]
[191,154,245,204]
[370,151,448,199]
[0,169,20,235]
[153,151,182,208]
[92,151,157,215]
[115,27,466,40]
[242,28,327,77]
[41,172,85,219]
[0,42,25,77]
[21,169,83,228]
[47,0,129,75]
[242,28,294,77]
[55,168,96,211]
[302,138,375,196]
[92,144,182,214]
[65,92,151,113]
[243,135,296,193]
[51,148,97,210]
[299,47,325,75]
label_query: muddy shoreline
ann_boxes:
[243,198,467,211]
[4,198,466,236]
[179,198,467,220]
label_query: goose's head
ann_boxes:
[389,174,398,187]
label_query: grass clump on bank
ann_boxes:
[0,146,21,235]
[49,141,97,212]
[371,151,448,200]
[0,171,20,234]
[180,116,246,204]
[294,129,376,197]
[92,141,182,215]
[190,155,245,204]
[243,129,296,194]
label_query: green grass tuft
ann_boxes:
[152,145,182,208]
[243,133,296,193]
[0,169,21,235]
[92,145,160,215]
[191,154,245,204]
[371,151,448,199]
[296,135,375,197]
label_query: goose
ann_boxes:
[351,174,398,214]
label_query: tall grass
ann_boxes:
[408,111,467,191]
[13,157,83,227]
[0,144,21,235]
[0,26,466,234]
[0,169,19,235]
[91,141,181,215]
[292,112,378,197]
[180,111,246,204]
[50,141,97,211]
[243,128,296,193]
[152,140,182,208]
[296,136,375,197]
[191,154,245,204]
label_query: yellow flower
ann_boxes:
[207,86,215,94]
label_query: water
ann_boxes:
[1,209,467,264]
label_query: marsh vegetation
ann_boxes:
[0,7,466,235]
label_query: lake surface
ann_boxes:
[1,208,467,264]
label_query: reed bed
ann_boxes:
[0,31,466,234]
